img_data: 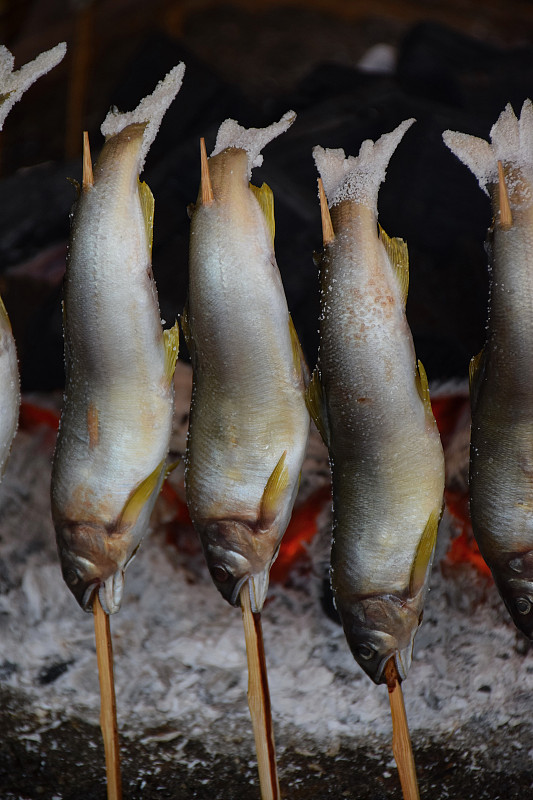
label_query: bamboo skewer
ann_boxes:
[384,658,420,800]
[240,584,281,800]
[93,593,122,800]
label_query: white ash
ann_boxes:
[1,365,533,760]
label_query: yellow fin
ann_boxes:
[288,314,309,385]
[379,224,409,306]
[415,359,433,418]
[0,294,11,331]
[250,182,275,245]
[138,179,155,254]
[469,347,485,411]
[260,450,289,527]
[163,322,180,384]
[120,459,166,528]
[409,507,441,597]
[305,368,330,447]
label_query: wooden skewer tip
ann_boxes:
[497,160,513,230]
[200,137,214,206]
[318,178,335,246]
[384,657,420,800]
[82,130,94,189]
[93,592,122,800]
[240,583,281,800]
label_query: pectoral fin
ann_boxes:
[305,368,330,447]
[119,459,166,528]
[259,450,289,528]
[409,507,441,597]
[250,181,275,245]
[138,179,155,254]
[378,224,409,306]
[163,322,180,383]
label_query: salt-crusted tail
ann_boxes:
[211,110,296,179]
[101,63,186,172]
[313,118,415,211]
[443,99,533,196]
[0,42,66,130]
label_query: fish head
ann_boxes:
[55,519,128,614]
[200,518,280,611]
[336,592,422,684]
[495,550,533,638]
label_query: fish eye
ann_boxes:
[515,596,532,615]
[356,643,376,661]
[211,565,230,583]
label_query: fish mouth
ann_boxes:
[391,643,413,682]
[98,570,125,615]
[230,567,270,612]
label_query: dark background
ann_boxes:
[1,0,533,392]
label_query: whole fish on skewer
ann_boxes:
[444,101,533,638]
[184,113,310,612]
[0,42,67,477]
[309,121,445,684]
[51,64,184,614]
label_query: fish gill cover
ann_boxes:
[443,99,533,197]
[210,110,296,179]
[313,118,415,211]
[0,43,67,131]
[100,62,186,172]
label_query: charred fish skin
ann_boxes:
[51,65,185,614]
[444,100,533,637]
[0,42,67,477]
[310,121,445,685]
[185,113,310,613]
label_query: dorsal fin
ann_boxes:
[409,507,441,597]
[379,224,409,306]
[250,181,275,245]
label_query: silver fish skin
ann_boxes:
[444,100,533,637]
[51,65,184,614]
[0,42,67,477]
[311,121,445,684]
[185,113,310,613]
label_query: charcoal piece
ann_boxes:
[37,660,73,686]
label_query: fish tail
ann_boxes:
[443,99,533,195]
[100,62,185,171]
[210,111,296,179]
[312,118,415,211]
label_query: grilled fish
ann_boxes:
[0,42,67,477]
[309,121,445,684]
[184,113,310,612]
[51,64,184,614]
[444,100,533,637]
